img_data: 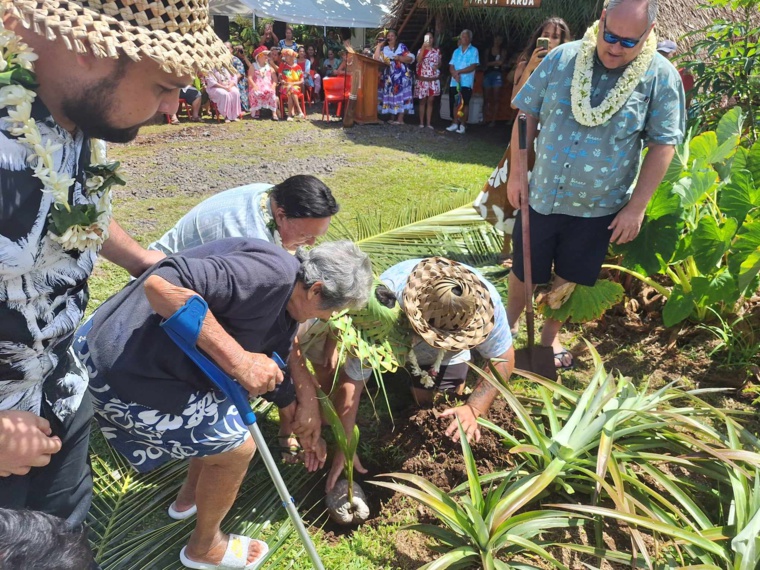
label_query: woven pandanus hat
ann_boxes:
[402,257,495,351]
[4,0,230,76]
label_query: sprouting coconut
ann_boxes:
[326,479,370,525]
[318,388,370,525]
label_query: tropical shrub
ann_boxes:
[680,0,760,139]
[608,108,760,327]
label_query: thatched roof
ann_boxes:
[386,0,751,51]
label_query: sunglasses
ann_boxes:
[602,18,646,49]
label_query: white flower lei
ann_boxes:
[407,346,445,389]
[570,20,657,127]
[0,22,119,252]
[259,191,283,247]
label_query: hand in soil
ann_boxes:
[441,404,482,443]
[326,452,367,493]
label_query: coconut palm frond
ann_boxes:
[333,204,500,273]
[89,400,326,569]
[328,192,478,243]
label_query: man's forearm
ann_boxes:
[467,353,513,416]
[100,219,164,277]
[628,144,676,212]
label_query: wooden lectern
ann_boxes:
[344,53,386,126]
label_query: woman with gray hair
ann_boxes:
[74,238,371,569]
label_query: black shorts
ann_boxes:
[411,362,469,392]
[511,207,615,286]
[262,375,296,409]
[449,86,473,116]
[180,87,201,104]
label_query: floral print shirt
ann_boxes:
[0,100,96,419]
[513,42,686,218]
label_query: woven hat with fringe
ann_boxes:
[4,0,231,76]
[402,257,495,351]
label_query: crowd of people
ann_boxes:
[0,0,688,568]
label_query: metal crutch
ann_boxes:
[160,295,325,570]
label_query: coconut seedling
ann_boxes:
[319,388,369,525]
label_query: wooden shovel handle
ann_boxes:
[517,115,536,349]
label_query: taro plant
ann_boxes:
[372,422,584,570]
[608,107,760,327]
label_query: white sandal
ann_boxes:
[180,534,269,569]
[168,501,197,520]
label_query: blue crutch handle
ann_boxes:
[160,295,257,426]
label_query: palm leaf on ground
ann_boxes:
[89,399,326,569]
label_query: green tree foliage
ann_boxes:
[680,0,760,140]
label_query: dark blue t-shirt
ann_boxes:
[89,238,300,414]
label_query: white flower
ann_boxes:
[0,84,35,107]
[0,23,115,253]
[7,100,32,123]
[85,175,105,191]
[91,139,108,164]
[11,49,38,70]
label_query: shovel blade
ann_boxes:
[514,346,558,381]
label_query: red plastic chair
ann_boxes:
[279,89,306,119]
[164,97,192,123]
[322,76,349,121]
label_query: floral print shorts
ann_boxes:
[74,318,250,473]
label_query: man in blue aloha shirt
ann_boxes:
[506,0,685,370]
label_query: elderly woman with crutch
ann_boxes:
[74,238,372,570]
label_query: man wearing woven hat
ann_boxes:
[0,1,265,568]
[325,257,514,493]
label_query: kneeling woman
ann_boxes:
[76,239,371,569]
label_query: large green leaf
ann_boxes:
[538,280,624,324]
[662,285,695,327]
[729,216,760,295]
[690,131,739,166]
[692,215,739,273]
[719,169,760,226]
[746,140,760,188]
[616,213,683,275]
[662,139,690,185]
[673,163,720,209]
[716,107,744,147]
[646,179,683,220]
[691,271,740,307]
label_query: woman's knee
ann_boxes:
[203,436,256,468]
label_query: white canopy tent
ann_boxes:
[208,0,255,16]
[215,0,391,28]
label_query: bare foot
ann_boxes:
[185,532,265,566]
[278,434,302,465]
